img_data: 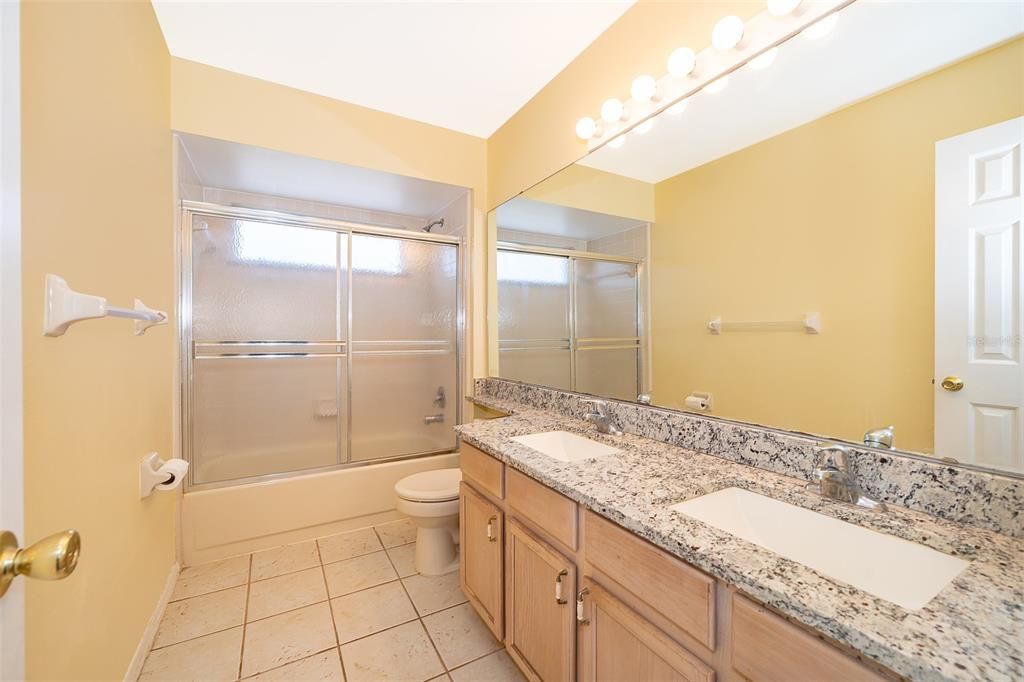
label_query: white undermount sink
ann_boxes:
[669,487,969,610]
[510,431,620,463]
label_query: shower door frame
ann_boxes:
[495,241,647,398]
[179,201,464,492]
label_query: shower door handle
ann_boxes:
[423,414,445,425]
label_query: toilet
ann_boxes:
[394,468,462,576]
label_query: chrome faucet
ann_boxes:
[582,400,624,436]
[863,425,894,449]
[809,444,886,511]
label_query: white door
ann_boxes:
[935,116,1024,472]
[0,2,25,679]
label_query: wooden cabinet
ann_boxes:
[731,595,886,682]
[584,511,715,650]
[458,447,894,682]
[506,520,577,682]
[461,443,504,498]
[459,482,504,640]
[579,580,715,682]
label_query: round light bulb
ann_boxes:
[575,117,598,140]
[631,75,658,102]
[667,47,697,78]
[711,15,744,51]
[607,135,626,149]
[803,13,838,40]
[766,0,801,17]
[704,75,730,94]
[748,47,779,71]
[601,98,625,123]
[633,120,654,135]
[668,99,689,116]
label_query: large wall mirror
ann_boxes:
[489,1,1024,476]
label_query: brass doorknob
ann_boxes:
[0,529,81,598]
[941,376,965,392]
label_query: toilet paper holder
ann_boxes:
[140,452,188,498]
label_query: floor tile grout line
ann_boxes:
[236,553,253,681]
[316,535,347,682]
[236,646,344,681]
[382,543,451,675]
[166,579,251,604]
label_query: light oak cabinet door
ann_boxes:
[579,580,715,682]
[460,482,504,640]
[506,520,576,682]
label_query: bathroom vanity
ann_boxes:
[455,392,1024,682]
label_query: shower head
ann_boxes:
[421,218,444,233]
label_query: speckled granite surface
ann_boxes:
[457,394,1024,682]
[475,378,1024,539]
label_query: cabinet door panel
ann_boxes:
[579,580,714,682]
[460,482,504,640]
[506,521,575,682]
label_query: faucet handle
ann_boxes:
[581,399,610,416]
[813,443,851,471]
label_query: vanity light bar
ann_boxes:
[575,0,853,148]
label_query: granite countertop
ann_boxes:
[456,396,1024,682]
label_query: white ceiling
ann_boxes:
[496,197,646,240]
[152,0,634,138]
[179,133,467,217]
[580,0,1024,183]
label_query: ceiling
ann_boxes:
[179,133,466,217]
[580,0,1023,183]
[152,0,634,138]
[496,197,646,240]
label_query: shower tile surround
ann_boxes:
[462,380,1024,681]
[140,519,524,682]
[475,378,1023,538]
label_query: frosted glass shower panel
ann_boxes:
[574,259,639,341]
[191,215,343,341]
[350,235,458,461]
[192,356,344,484]
[497,250,571,386]
[497,251,570,341]
[575,347,639,401]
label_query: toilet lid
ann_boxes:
[395,468,462,502]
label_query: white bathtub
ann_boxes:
[179,452,459,565]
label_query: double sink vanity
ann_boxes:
[454,390,1023,682]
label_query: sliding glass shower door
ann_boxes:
[497,247,640,401]
[185,209,459,489]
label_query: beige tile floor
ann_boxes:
[139,518,525,682]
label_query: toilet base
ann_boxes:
[414,524,459,576]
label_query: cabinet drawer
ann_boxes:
[731,595,886,682]
[584,511,715,650]
[506,468,578,551]
[460,443,504,499]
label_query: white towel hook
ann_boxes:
[43,274,168,337]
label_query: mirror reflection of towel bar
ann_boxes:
[707,312,821,335]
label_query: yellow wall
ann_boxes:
[20,2,176,679]
[170,59,490,380]
[650,39,1024,452]
[523,164,655,223]
[486,0,760,209]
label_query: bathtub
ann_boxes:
[179,452,459,565]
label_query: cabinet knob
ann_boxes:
[485,516,497,542]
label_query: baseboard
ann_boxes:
[123,561,180,682]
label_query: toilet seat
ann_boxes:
[395,468,462,502]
